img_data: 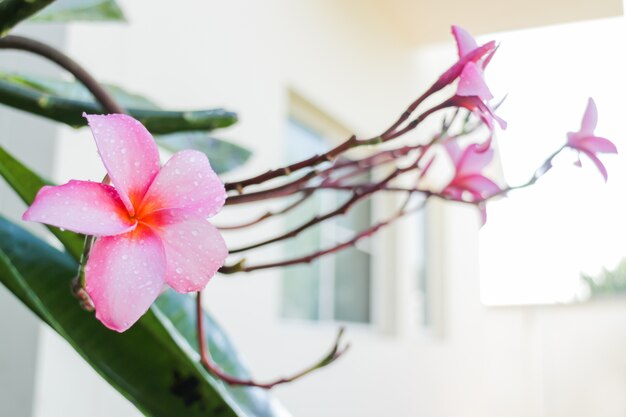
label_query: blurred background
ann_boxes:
[1,0,625,416]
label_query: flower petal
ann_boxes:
[581,150,609,182]
[457,144,494,176]
[84,114,161,216]
[85,225,166,332]
[477,202,488,226]
[452,25,478,58]
[145,209,227,293]
[578,136,617,154]
[138,150,225,218]
[459,174,501,198]
[457,62,493,101]
[443,138,463,165]
[22,180,135,236]
[580,98,598,135]
[432,41,496,93]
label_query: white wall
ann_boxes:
[1,2,625,417]
[0,24,66,417]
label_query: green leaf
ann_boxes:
[29,0,125,22]
[7,72,159,110]
[0,0,55,36]
[0,72,238,134]
[157,132,252,174]
[0,217,288,417]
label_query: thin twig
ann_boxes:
[225,171,319,205]
[222,194,422,274]
[228,164,416,253]
[217,191,314,230]
[224,103,446,193]
[196,291,348,389]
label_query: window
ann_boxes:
[278,92,434,336]
[280,117,372,324]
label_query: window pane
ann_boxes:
[334,248,371,323]
[281,117,373,323]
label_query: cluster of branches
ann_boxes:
[0,34,568,390]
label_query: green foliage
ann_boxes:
[29,0,125,22]
[0,144,285,417]
[0,72,238,134]
[0,0,55,36]
[157,132,252,175]
[0,72,251,173]
[581,258,626,297]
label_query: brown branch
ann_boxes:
[224,103,447,193]
[222,194,422,274]
[219,142,568,273]
[228,166,414,254]
[0,35,125,114]
[225,171,319,205]
[196,291,348,389]
[217,191,314,230]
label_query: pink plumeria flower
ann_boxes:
[23,114,228,332]
[567,98,617,181]
[426,29,496,101]
[448,26,506,147]
[442,140,501,224]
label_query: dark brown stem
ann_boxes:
[196,291,348,389]
[224,135,359,192]
[228,166,413,253]
[217,191,314,230]
[0,35,125,114]
[222,194,422,273]
[224,102,447,193]
[220,142,568,273]
[226,171,318,205]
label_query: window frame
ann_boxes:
[279,90,440,338]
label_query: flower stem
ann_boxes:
[195,291,348,389]
[0,35,124,114]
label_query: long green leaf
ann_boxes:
[0,0,55,36]
[29,0,125,22]
[0,146,288,417]
[0,72,238,134]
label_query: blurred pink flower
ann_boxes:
[429,27,496,94]
[448,26,506,148]
[442,140,501,223]
[567,98,617,181]
[442,140,500,201]
[452,25,494,102]
[23,114,228,332]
